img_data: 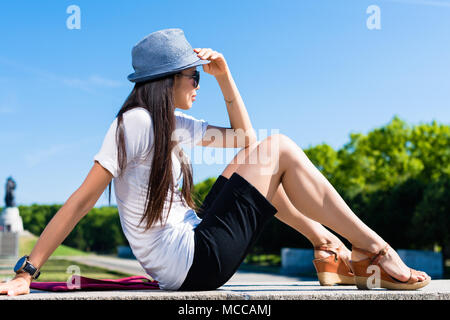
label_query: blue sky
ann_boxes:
[0,0,449,207]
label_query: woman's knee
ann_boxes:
[232,133,297,166]
[222,133,298,178]
[261,133,299,159]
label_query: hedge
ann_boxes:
[15,204,128,254]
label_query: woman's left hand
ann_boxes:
[193,48,230,77]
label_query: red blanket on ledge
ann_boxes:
[30,275,160,292]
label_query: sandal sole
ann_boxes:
[355,275,431,290]
[317,272,355,286]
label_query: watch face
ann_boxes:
[14,256,27,273]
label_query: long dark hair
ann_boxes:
[106,73,200,230]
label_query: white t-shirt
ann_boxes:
[93,107,209,290]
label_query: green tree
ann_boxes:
[408,120,450,183]
[191,176,216,209]
[304,143,340,184]
[412,173,450,258]
[332,116,424,196]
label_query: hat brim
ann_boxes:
[127,58,211,83]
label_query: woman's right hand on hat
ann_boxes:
[0,273,32,296]
[194,48,230,77]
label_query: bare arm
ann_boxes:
[0,161,113,296]
[193,48,257,147]
[215,71,257,146]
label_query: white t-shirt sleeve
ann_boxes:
[94,108,153,178]
[173,110,208,147]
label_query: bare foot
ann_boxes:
[351,243,430,282]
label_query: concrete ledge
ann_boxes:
[1,280,449,300]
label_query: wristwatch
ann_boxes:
[14,255,41,280]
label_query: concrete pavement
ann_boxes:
[1,254,450,300]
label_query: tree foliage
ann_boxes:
[18,205,127,254]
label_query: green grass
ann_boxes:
[19,236,88,257]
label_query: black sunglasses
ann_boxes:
[176,70,200,88]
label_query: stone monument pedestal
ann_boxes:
[0,207,23,233]
[0,207,22,258]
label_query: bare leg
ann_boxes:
[222,134,427,282]
[271,183,351,261]
[222,153,350,260]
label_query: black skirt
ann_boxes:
[178,172,278,291]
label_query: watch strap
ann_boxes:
[23,262,40,279]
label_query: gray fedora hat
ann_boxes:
[127,28,211,83]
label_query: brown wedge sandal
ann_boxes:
[312,244,355,286]
[350,243,431,290]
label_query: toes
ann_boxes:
[412,269,429,282]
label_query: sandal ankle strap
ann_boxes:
[352,243,390,265]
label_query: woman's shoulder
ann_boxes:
[124,106,151,118]
[122,107,152,127]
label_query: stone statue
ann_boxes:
[1,176,23,236]
[5,176,16,208]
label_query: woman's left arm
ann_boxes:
[194,48,257,146]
